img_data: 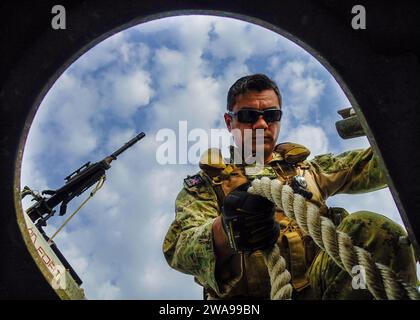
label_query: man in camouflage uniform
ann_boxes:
[163,74,417,299]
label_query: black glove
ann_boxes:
[221,188,280,254]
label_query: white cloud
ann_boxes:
[120,41,150,66]
[96,281,122,300]
[70,32,127,74]
[55,230,90,275]
[153,47,193,89]
[21,37,155,174]
[35,72,100,159]
[20,169,48,213]
[275,60,325,122]
[283,124,329,156]
[150,74,223,130]
[69,31,151,73]
[167,16,213,55]
[20,149,49,195]
[209,18,282,62]
[215,59,251,93]
[109,70,154,118]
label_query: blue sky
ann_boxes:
[21,15,411,299]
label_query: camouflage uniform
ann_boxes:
[163,144,417,299]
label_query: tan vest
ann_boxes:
[199,143,321,299]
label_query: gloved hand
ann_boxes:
[221,188,280,254]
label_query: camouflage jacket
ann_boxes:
[162,144,387,298]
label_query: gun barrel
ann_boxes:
[110,132,145,159]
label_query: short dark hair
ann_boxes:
[227,73,282,111]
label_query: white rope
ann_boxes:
[249,177,420,300]
[262,245,293,300]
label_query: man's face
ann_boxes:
[224,89,281,162]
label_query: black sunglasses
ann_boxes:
[227,108,282,124]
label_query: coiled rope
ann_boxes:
[248,177,420,300]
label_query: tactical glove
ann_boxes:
[221,188,280,253]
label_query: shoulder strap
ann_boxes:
[281,230,310,291]
[198,148,230,211]
[274,142,310,164]
[199,148,249,212]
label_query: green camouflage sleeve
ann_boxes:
[162,172,234,297]
[307,147,387,198]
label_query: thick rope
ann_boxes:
[262,245,293,300]
[249,177,420,300]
